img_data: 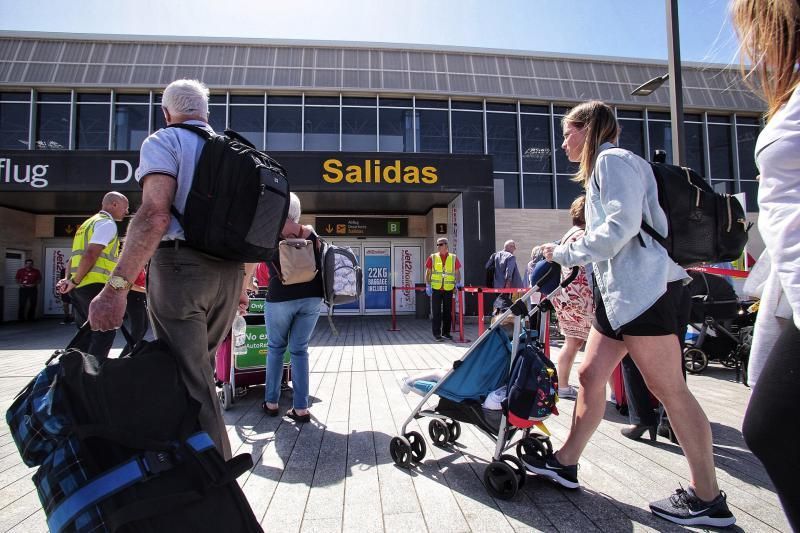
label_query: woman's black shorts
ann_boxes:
[593,279,689,341]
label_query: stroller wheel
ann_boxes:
[389,436,413,469]
[499,454,526,488]
[446,421,461,443]
[428,419,451,447]
[516,435,550,462]
[484,460,519,500]
[683,348,708,374]
[218,383,233,411]
[404,431,427,463]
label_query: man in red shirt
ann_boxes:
[16,259,42,321]
[424,237,462,341]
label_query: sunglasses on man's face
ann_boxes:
[437,243,447,246]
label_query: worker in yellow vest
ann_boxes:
[425,237,462,341]
[57,191,129,358]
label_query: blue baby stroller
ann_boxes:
[389,263,579,500]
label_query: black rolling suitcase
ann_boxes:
[6,326,263,533]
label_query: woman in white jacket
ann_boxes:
[533,100,734,528]
[733,1,800,529]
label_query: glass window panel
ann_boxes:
[520,104,549,114]
[152,105,166,132]
[739,180,759,212]
[452,100,482,110]
[266,105,301,150]
[553,105,573,116]
[554,116,579,174]
[486,112,518,172]
[737,116,760,125]
[520,114,552,173]
[342,96,376,106]
[305,96,339,106]
[342,107,377,151]
[737,125,760,181]
[36,103,69,149]
[379,107,413,152]
[522,174,553,208]
[76,103,110,149]
[708,114,731,124]
[77,93,110,102]
[379,97,412,108]
[486,102,516,112]
[0,102,30,149]
[617,109,643,119]
[37,92,70,102]
[417,109,448,153]
[415,99,448,109]
[267,95,301,105]
[711,179,735,194]
[229,106,264,148]
[208,104,226,133]
[230,94,264,104]
[708,124,733,180]
[114,103,149,150]
[685,122,705,175]
[116,94,149,103]
[304,106,339,151]
[648,111,671,121]
[618,118,644,158]
[451,110,483,154]
[495,173,520,208]
[1,92,30,102]
[648,121,673,165]
[209,94,226,104]
[685,113,702,122]
[556,174,585,209]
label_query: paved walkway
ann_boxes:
[0,317,790,532]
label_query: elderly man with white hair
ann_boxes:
[89,79,253,459]
[487,239,524,311]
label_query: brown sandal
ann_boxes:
[285,408,310,423]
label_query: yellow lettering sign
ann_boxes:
[322,159,439,186]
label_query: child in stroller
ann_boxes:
[683,270,757,383]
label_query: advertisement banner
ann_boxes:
[364,247,391,310]
[43,247,71,315]
[393,245,421,313]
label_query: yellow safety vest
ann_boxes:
[430,253,456,291]
[70,212,120,288]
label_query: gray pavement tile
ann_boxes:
[300,517,343,533]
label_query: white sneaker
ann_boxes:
[398,377,412,394]
[558,385,578,400]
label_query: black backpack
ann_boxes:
[643,163,751,267]
[6,328,263,533]
[485,253,496,287]
[167,124,290,263]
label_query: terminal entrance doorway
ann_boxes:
[323,238,424,316]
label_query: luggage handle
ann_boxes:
[53,323,135,365]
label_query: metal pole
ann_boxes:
[666,0,686,166]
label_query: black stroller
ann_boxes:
[389,264,579,500]
[683,270,757,384]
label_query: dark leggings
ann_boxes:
[121,291,149,357]
[742,322,800,531]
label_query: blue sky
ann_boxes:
[0,0,740,64]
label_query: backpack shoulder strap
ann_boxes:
[165,123,213,140]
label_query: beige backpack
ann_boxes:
[277,238,318,285]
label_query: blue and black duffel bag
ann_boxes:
[6,326,263,533]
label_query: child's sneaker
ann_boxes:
[649,486,735,527]
[398,377,413,394]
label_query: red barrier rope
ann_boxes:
[688,266,749,278]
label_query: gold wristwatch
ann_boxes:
[107,275,132,290]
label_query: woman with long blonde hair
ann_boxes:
[732,1,800,529]
[533,100,735,527]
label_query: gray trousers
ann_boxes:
[148,245,243,460]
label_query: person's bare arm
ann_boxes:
[239,262,258,314]
[88,174,176,330]
[58,245,102,294]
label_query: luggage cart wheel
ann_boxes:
[428,419,451,447]
[389,436,413,469]
[446,420,461,444]
[516,435,550,462]
[499,454,526,488]
[404,431,427,462]
[484,460,519,500]
[683,348,708,374]
[218,383,233,411]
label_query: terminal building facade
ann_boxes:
[0,32,765,320]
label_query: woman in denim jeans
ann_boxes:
[530,101,734,528]
[262,193,323,423]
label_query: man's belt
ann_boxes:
[157,240,189,250]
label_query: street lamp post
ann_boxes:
[630,0,686,167]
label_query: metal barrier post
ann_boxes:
[477,289,485,336]
[388,286,400,331]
